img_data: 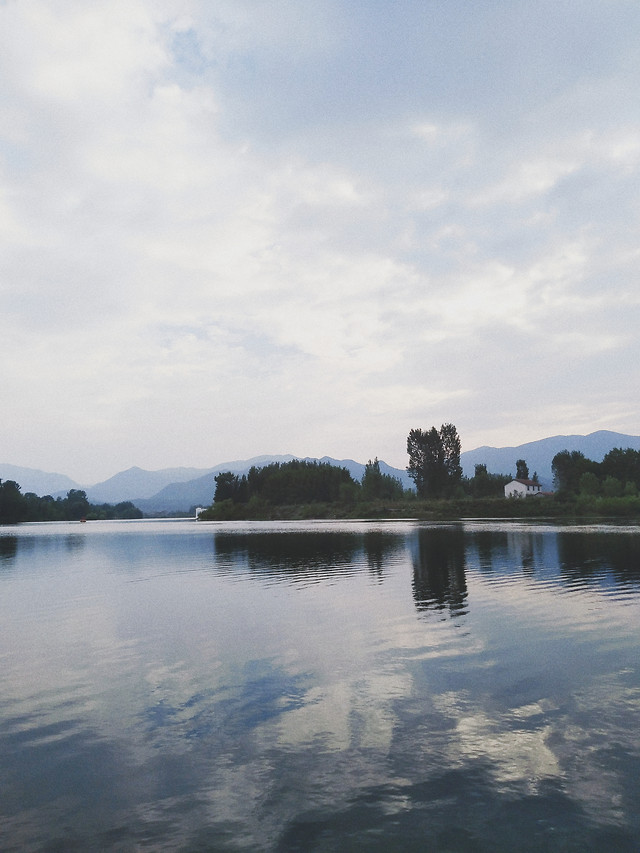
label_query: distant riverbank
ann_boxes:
[197,494,640,522]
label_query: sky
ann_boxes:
[2,0,640,484]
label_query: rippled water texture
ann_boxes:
[0,519,639,852]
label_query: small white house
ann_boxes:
[504,478,543,498]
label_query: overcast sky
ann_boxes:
[2,0,640,483]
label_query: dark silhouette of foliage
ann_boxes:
[407,424,462,498]
[465,464,511,498]
[213,460,356,507]
[552,446,640,497]
[600,448,640,489]
[0,480,24,524]
[65,489,90,520]
[361,458,404,501]
[214,472,249,503]
[0,481,142,523]
[552,450,595,494]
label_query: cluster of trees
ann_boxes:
[203,424,524,520]
[0,480,142,524]
[360,458,405,501]
[209,459,404,512]
[405,423,514,499]
[406,424,463,498]
[552,448,640,498]
[205,425,513,520]
[466,464,512,498]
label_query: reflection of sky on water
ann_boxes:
[0,520,639,850]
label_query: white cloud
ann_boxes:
[1,0,640,480]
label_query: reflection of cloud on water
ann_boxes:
[3,521,640,851]
[425,689,563,792]
[453,706,561,792]
[274,669,412,753]
[427,680,638,832]
[212,529,407,587]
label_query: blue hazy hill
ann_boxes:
[0,463,80,496]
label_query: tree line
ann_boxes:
[552,448,640,498]
[0,481,142,524]
[202,459,406,519]
[201,425,513,519]
[203,423,640,519]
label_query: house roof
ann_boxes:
[513,478,540,486]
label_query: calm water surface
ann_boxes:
[1,518,639,852]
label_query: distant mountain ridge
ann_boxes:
[0,464,80,496]
[4,430,640,512]
[85,465,220,503]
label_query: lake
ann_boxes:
[1,518,639,852]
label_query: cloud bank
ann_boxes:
[2,0,639,481]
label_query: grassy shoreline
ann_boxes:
[198,495,640,522]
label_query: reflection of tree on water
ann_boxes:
[212,531,403,583]
[0,535,17,563]
[363,531,404,581]
[411,527,467,618]
[0,532,87,569]
[558,531,640,590]
[471,529,508,571]
[466,528,558,578]
[213,532,358,577]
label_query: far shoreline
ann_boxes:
[195,494,640,523]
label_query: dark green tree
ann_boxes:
[213,461,356,507]
[515,459,529,479]
[113,501,143,519]
[600,448,640,490]
[579,471,600,496]
[407,423,462,498]
[552,450,595,494]
[466,464,511,498]
[440,423,463,486]
[361,458,404,501]
[602,476,623,497]
[214,472,248,503]
[64,489,90,520]
[0,480,25,524]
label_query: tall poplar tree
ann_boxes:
[406,423,462,498]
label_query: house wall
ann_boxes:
[504,480,542,498]
[505,481,527,498]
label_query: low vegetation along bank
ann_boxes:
[200,493,640,522]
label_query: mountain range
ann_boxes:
[2,430,639,513]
